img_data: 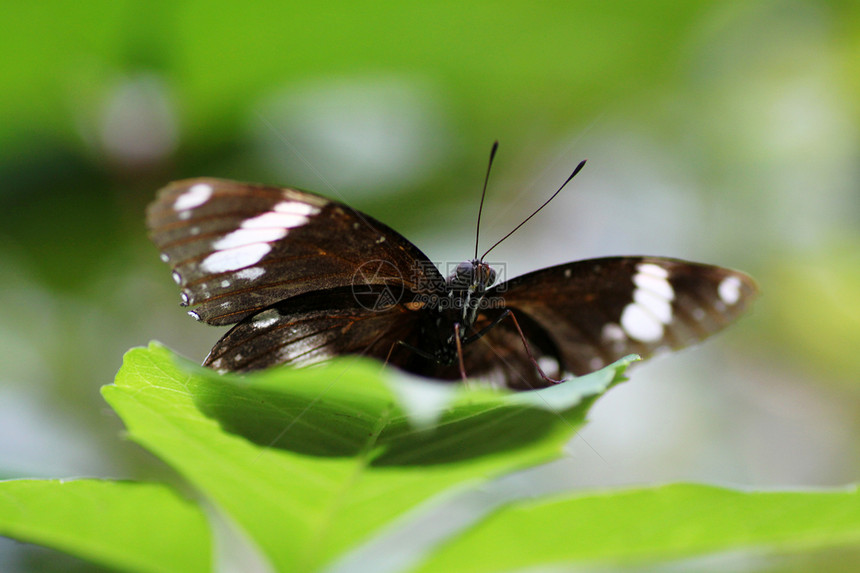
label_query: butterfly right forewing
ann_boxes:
[484,256,758,377]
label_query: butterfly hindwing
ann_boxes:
[481,257,757,377]
[204,285,421,372]
[147,178,444,326]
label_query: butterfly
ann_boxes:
[147,149,757,390]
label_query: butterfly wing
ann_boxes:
[474,256,758,380]
[203,285,430,372]
[147,178,444,326]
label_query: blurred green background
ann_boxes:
[1,0,859,569]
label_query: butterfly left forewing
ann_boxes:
[486,256,758,376]
[147,178,444,326]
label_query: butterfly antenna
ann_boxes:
[475,141,499,260]
[481,159,587,260]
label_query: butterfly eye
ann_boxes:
[457,261,475,279]
[484,266,497,287]
[472,262,496,290]
[447,261,476,288]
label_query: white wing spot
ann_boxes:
[173,183,213,211]
[633,264,674,300]
[621,303,664,342]
[200,202,322,274]
[241,201,321,230]
[692,308,706,321]
[235,267,265,281]
[171,270,182,285]
[275,200,321,216]
[620,263,675,342]
[601,323,626,342]
[252,309,280,329]
[375,236,386,244]
[637,263,669,279]
[634,288,673,324]
[240,211,300,230]
[210,201,322,253]
[180,291,190,305]
[201,243,272,273]
[601,323,628,352]
[187,310,201,321]
[619,262,676,342]
[564,268,572,278]
[214,226,288,250]
[220,279,231,288]
[718,276,742,305]
[160,253,170,263]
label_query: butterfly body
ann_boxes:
[148,177,757,390]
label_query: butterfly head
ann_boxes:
[447,260,497,294]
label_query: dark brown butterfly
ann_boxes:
[147,154,757,390]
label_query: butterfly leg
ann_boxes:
[505,310,565,384]
[390,332,468,380]
[383,341,400,370]
[392,340,438,362]
[463,309,565,385]
[454,323,467,381]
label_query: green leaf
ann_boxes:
[0,478,210,573]
[413,483,860,572]
[8,346,859,573]
[101,343,632,571]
